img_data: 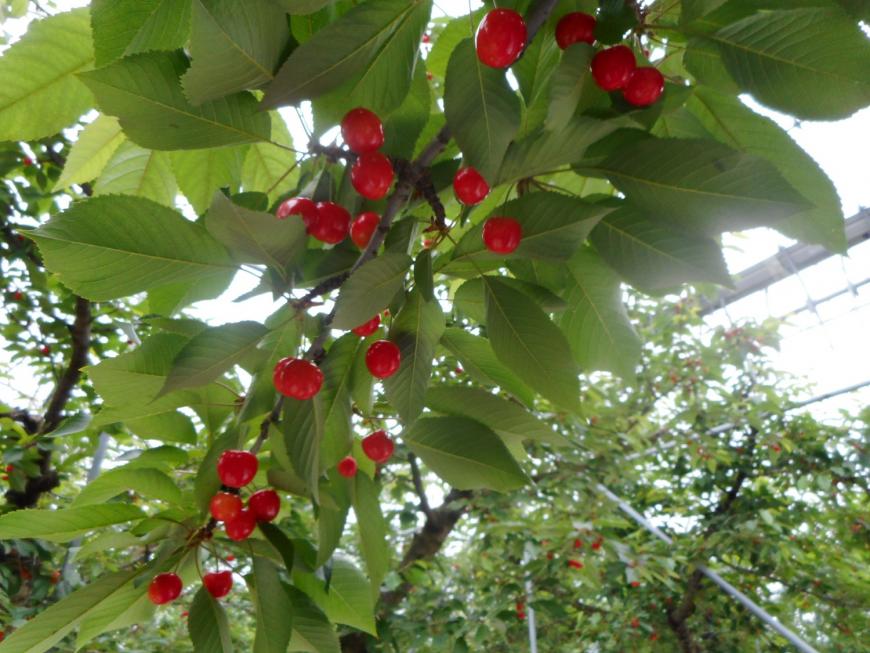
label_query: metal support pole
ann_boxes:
[522,543,539,653]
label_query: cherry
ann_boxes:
[591,537,603,550]
[517,611,526,621]
[351,152,394,200]
[276,197,319,231]
[351,315,381,337]
[337,455,358,478]
[216,450,258,488]
[453,167,490,205]
[555,12,596,49]
[623,67,664,107]
[209,491,242,522]
[365,340,401,379]
[630,580,641,588]
[273,357,324,400]
[310,201,350,244]
[631,617,640,628]
[249,489,280,522]
[591,45,636,91]
[50,569,61,584]
[12,291,22,301]
[422,33,431,44]
[476,9,527,68]
[546,551,554,560]
[39,345,50,355]
[148,572,182,605]
[361,430,395,464]
[341,108,384,154]
[568,559,584,569]
[203,570,233,599]
[22,157,32,166]
[225,508,256,541]
[573,538,583,549]
[226,554,236,562]
[350,211,380,249]
[650,632,659,641]
[482,217,522,254]
[181,610,189,618]
[4,465,12,472]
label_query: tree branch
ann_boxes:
[408,454,433,520]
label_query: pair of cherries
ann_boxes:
[277,197,381,249]
[336,429,396,478]
[451,164,522,255]
[212,450,280,542]
[341,107,395,201]
[148,568,233,605]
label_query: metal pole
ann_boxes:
[522,543,539,653]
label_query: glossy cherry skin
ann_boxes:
[453,167,490,205]
[362,430,395,464]
[555,12,596,49]
[365,340,401,379]
[276,197,319,231]
[216,450,258,488]
[310,201,350,244]
[623,67,665,107]
[476,9,527,68]
[591,45,636,91]
[567,559,584,569]
[249,489,280,522]
[341,107,384,154]
[148,572,182,605]
[209,491,242,522]
[351,152,394,200]
[273,357,324,400]
[351,315,381,337]
[203,571,233,599]
[225,508,257,541]
[482,217,522,254]
[337,456,358,478]
[350,211,380,248]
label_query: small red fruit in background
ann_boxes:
[350,211,380,248]
[546,551,554,560]
[337,456,358,478]
[422,33,431,44]
[362,430,395,464]
[4,465,12,473]
[591,45,636,91]
[476,9,527,68]
[39,345,50,355]
[310,201,350,244]
[273,357,324,400]
[1,475,8,481]
[483,217,522,254]
[555,12,596,49]
[771,443,782,453]
[591,537,603,550]
[226,554,236,562]
[249,489,280,522]
[12,291,23,301]
[217,450,258,488]
[352,315,381,337]
[573,538,583,549]
[567,559,584,569]
[276,197,319,231]
[181,610,189,618]
[341,108,384,154]
[22,157,32,166]
[630,580,641,588]
[148,572,183,605]
[225,508,256,541]
[623,67,664,107]
[453,167,490,205]
[630,617,640,628]
[351,152,394,200]
[210,491,242,522]
[650,632,659,641]
[203,570,233,599]
[366,340,401,379]
[517,611,526,621]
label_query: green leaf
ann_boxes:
[55,115,125,190]
[444,38,521,181]
[91,0,192,67]
[316,481,349,566]
[595,0,638,44]
[0,505,144,543]
[318,334,361,469]
[80,51,271,150]
[282,396,325,501]
[295,559,376,635]
[189,587,234,653]
[403,416,527,491]
[252,557,294,653]
[242,113,299,204]
[590,204,732,291]
[351,474,390,596]
[454,277,566,324]
[183,0,290,104]
[706,8,870,120]
[93,142,177,206]
[286,586,341,653]
[383,290,445,423]
[172,147,246,215]
[546,43,601,131]
[258,522,296,572]
[72,466,183,507]
[559,247,641,379]
[29,195,235,301]
[0,9,94,142]
[483,277,580,411]
[75,573,156,648]
[332,253,412,330]
[427,9,481,79]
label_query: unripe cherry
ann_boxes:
[362,430,395,464]
[209,491,242,522]
[341,107,384,154]
[225,508,256,541]
[310,201,350,244]
[351,315,381,337]
[249,489,280,522]
[555,12,596,49]
[351,152,394,200]
[337,456,358,478]
[453,167,490,205]
[276,197,319,231]
[365,340,401,379]
[148,572,182,605]
[591,45,636,91]
[273,357,324,400]
[350,211,380,248]
[482,216,522,254]
[476,9,527,68]
[216,450,258,488]
[203,570,233,599]
[623,67,665,107]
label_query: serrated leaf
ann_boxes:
[351,474,389,596]
[454,277,566,324]
[0,505,145,543]
[282,395,325,501]
[93,142,177,206]
[295,559,376,635]
[332,253,412,330]
[316,480,349,566]
[252,557,294,653]
[72,466,183,507]
[189,587,233,653]
[172,147,246,215]
[55,115,125,190]
[75,573,156,649]
[546,43,600,131]
[286,586,341,653]
[91,0,191,67]
[242,112,299,203]
[318,334,361,469]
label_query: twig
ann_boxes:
[408,454,433,519]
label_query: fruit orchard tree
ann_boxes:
[0,0,868,652]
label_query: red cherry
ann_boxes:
[475,9,527,68]
[310,201,350,244]
[351,315,381,337]
[361,430,395,464]
[592,538,603,550]
[517,611,526,620]
[623,67,664,106]
[276,197,319,231]
[249,489,280,522]
[181,610,189,618]
[516,601,525,611]
[631,617,640,628]
[4,465,12,472]
[341,108,384,154]
[12,291,23,301]
[1,475,8,481]
[225,508,256,541]
[591,45,636,91]
[365,340,401,379]
[482,217,522,254]
[22,157,32,167]
[555,12,596,49]
[337,455,358,478]
[426,71,433,81]
[273,357,324,400]
[573,538,583,549]
[216,450,258,488]
[650,632,659,641]
[630,580,641,588]
[422,34,431,44]
[39,346,50,355]
[203,571,233,599]
[226,555,235,562]
[148,572,183,605]
[209,491,242,522]
[453,167,490,205]
[568,559,584,569]
[351,152,394,200]
[350,211,380,248]
[546,551,554,560]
